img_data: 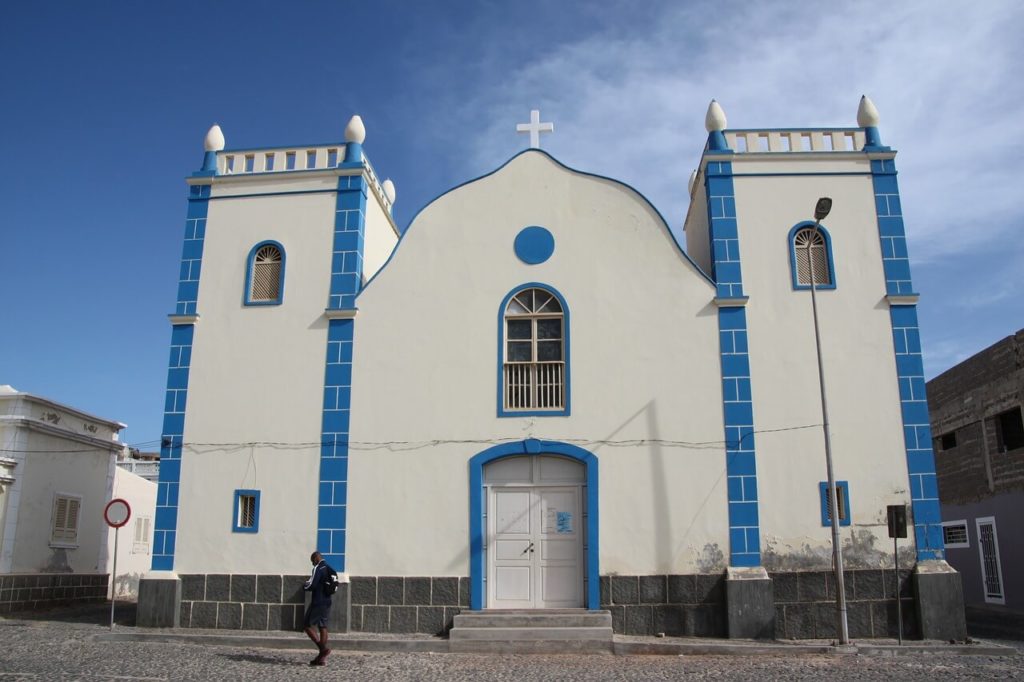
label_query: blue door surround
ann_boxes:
[468,439,600,610]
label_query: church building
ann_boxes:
[137,98,965,641]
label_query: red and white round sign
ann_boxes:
[104,498,131,528]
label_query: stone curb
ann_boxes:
[96,631,1017,657]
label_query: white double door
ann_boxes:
[488,485,583,609]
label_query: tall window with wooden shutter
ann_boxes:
[245,241,285,305]
[51,494,81,545]
[133,516,152,554]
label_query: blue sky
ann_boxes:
[3,1,1022,448]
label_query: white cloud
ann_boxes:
[436,0,1024,263]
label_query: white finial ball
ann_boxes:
[382,178,396,204]
[705,100,727,132]
[345,115,366,144]
[857,95,880,127]
[204,124,225,152]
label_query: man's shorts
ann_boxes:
[304,602,330,628]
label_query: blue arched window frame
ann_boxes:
[496,282,571,417]
[244,240,286,306]
[788,222,837,291]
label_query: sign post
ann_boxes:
[103,498,131,630]
[887,504,908,645]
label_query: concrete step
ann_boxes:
[453,610,611,629]
[449,626,612,642]
[450,638,613,654]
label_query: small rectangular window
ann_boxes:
[327,148,338,167]
[244,155,255,172]
[818,481,851,527]
[133,516,152,554]
[233,489,260,533]
[285,152,296,170]
[996,407,1024,452]
[801,133,812,151]
[225,155,235,173]
[264,153,275,171]
[942,521,969,549]
[51,494,81,545]
[940,432,957,450]
[306,150,317,169]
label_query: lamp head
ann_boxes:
[814,197,832,221]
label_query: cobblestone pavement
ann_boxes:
[1,606,1021,681]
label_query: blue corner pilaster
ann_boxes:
[316,172,368,571]
[870,160,914,296]
[871,157,944,561]
[705,160,761,567]
[719,306,761,567]
[152,183,210,571]
[890,305,943,561]
[705,162,742,299]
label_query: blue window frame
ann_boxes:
[497,283,570,417]
[819,481,851,527]
[244,240,286,306]
[788,222,836,290]
[232,489,260,533]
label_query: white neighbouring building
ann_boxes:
[138,99,965,639]
[0,386,156,608]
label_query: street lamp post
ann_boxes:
[807,197,850,645]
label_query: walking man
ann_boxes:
[303,551,334,666]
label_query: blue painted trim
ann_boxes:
[153,186,212,570]
[707,131,731,152]
[343,142,363,164]
[726,127,862,133]
[818,481,851,527]
[513,226,555,265]
[232,489,261,533]
[468,440,599,610]
[730,171,873,177]
[704,161,762,567]
[787,222,837,291]
[496,283,571,418]
[314,172,369,571]
[870,157,944,561]
[243,240,286,306]
[357,149,716,300]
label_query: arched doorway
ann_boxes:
[469,439,599,610]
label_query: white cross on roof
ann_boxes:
[516,109,554,149]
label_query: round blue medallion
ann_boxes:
[513,226,555,265]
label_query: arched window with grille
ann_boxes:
[788,223,836,290]
[244,241,286,305]
[498,284,570,416]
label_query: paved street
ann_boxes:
[1,606,1021,681]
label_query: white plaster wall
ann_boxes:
[363,192,399,282]
[12,431,111,573]
[176,187,335,574]
[106,468,157,597]
[683,173,712,275]
[348,152,728,576]
[731,157,911,568]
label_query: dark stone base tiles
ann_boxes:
[0,573,109,613]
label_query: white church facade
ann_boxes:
[137,99,965,639]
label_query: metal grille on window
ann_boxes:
[504,289,564,411]
[794,228,830,286]
[942,524,967,546]
[250,245,281,301]
[824,485,847,523]
[238,495,257,529]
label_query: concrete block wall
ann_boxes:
[771,569,917,639]
[178,574,309,630]
[0,573,109,613]
[350,576,469,634]
[600,574,727,637]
